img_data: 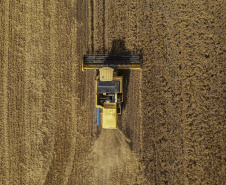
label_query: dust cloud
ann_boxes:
[87,129,144,185]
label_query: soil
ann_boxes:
[0,0,225,185]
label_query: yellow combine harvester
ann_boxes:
[83,54,142,129]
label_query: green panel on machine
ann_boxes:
[97,81,120,93]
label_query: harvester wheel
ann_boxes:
[121,102,125,114]
[123,75,128,89]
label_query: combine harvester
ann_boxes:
[83,54,142,129]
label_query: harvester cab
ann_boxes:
[83,54,142,129]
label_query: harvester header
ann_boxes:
[83,54,142,70]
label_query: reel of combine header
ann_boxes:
[82,54,142,71]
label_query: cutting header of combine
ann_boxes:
[83,54,142,129]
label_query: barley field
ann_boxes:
[0,0,225,184]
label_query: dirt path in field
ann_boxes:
[92,129,144,184]
[68,129,145,185]
[86,129,145,185]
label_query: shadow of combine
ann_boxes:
[107,39,143,149]
[107,39,131,120]
[91,39,143,140]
